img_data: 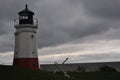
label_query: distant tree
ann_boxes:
[98,65,117,72]
[77,66,86,72]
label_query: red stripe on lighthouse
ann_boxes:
[13,58,39,70]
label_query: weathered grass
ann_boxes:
[0,65,120,80]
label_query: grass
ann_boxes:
[0,65,120,80]
[0,65,56,80]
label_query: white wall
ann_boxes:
[14,26,38,58]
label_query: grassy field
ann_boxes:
[0,65,120,80]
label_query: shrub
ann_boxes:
[77,66,86,72]
[98,65,117,72]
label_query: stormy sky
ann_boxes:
[1,0,120,64]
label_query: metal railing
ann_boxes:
[14,18,38,27]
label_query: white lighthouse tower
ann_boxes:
[13,5,39,70]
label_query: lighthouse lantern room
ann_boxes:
[13,5,39,70]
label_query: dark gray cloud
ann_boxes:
[0,34,14,52]
[81,0,120,19]
[36,0,112,48]
[0,0,120,52]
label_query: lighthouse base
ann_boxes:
[13,58,39,70]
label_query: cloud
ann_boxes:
[1,37,120,64]
[0,0,120,64]
[0,52,13,65]
[36,0,114,48]
[81,0,120,20]
[0,34,14,52]
[0,0,119,50]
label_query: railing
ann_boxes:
[14,18,38,27]
[14,18,19,26]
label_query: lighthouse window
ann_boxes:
[31,35,34,38]
[32,51,34,54]
[19,16,28,20]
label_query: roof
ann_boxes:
[18,4,34,15]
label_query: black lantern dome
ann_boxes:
[18,4,34,24]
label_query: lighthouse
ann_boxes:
[13,5,39,70]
